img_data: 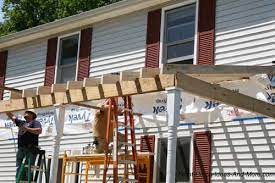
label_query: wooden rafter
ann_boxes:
[0,69,174,113]
[163,64,275,83]
[163,64,275,75]
[175,73,275,119]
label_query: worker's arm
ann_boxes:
[6,112,25,126]
[22,120,42,135]
[22,126,42,135]
[6,112,16,122]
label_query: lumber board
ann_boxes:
[1,99,28,112]
[10,90,23,99]
[52,84,67,92]
[101,74,120,84]
[85,86,103,100]
[67,81,83,90]
[101,84,120,98]
[194,75,250,83]
[176,73,275,119]
[68,89,85,103]
[83,78,101,87]
[140,68,160,78]
[71,102,103,110]
[22,88,37,98]
[0,74,175,112]
[163,64,275,76]
[37,86,51,95]
[120,71,139,81]
[38,95,53,106]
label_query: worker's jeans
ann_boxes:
[16,147,36,181]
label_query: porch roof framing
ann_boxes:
[1,64,275,119]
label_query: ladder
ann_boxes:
[16,149,49,183]
[103,97,138,183]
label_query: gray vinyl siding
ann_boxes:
[3,40,47,99]
[90,11,147,77]
[215,0,275,66]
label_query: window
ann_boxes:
[163,4,196,64]
[157,137,191,183]
[56,34,79,83]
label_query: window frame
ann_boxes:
[159,0,198,67]
[154,136,193,183]
[55,31,81,84]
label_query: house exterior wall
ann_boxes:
[215,0,275,66]
[1,0,275,182]
[3,40,47,99]
[89,11,147,77]
[1,118,275,182]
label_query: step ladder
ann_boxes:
[103,97,138,183]
[16,149,49,183]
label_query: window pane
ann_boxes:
[167,41,194,59]
[167,5,195,27]
[60,65,76,83]
[167,22,195,42]
[60,34,79,65]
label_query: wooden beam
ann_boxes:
[0,74,175,112]
[83,78,101,87]
[1,86,22,99]
[176,73,275,119]
[140,68,160,78]
[67,81,83,90]
[71,102,103,110]
[194,75,250,83]
[10,90,23,99]
[101,74,120,84]
[163,64,275,76]
[120,71,139,81]
[22,88,36,98]
[37,86,51,95]
[52,84,67,92]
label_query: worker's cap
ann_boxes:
[24,110,37,119]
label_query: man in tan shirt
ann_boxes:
[92,103,124,154]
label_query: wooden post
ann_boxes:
[61,152,67,183]
[165,87,181,183]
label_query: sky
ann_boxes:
[0,0,3,22]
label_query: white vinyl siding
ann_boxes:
[1,118,275,182]
[215,0,275,66]
[3,41,47,99]
[90,12,147,77]
[0,136,53,183]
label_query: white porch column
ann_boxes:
[166,87,181,183]
[49,105,65,183]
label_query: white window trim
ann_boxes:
[154,135,193,183]
[159,0,198,69]
[54,31,81,84]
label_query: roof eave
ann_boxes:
[0,0,171,50]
